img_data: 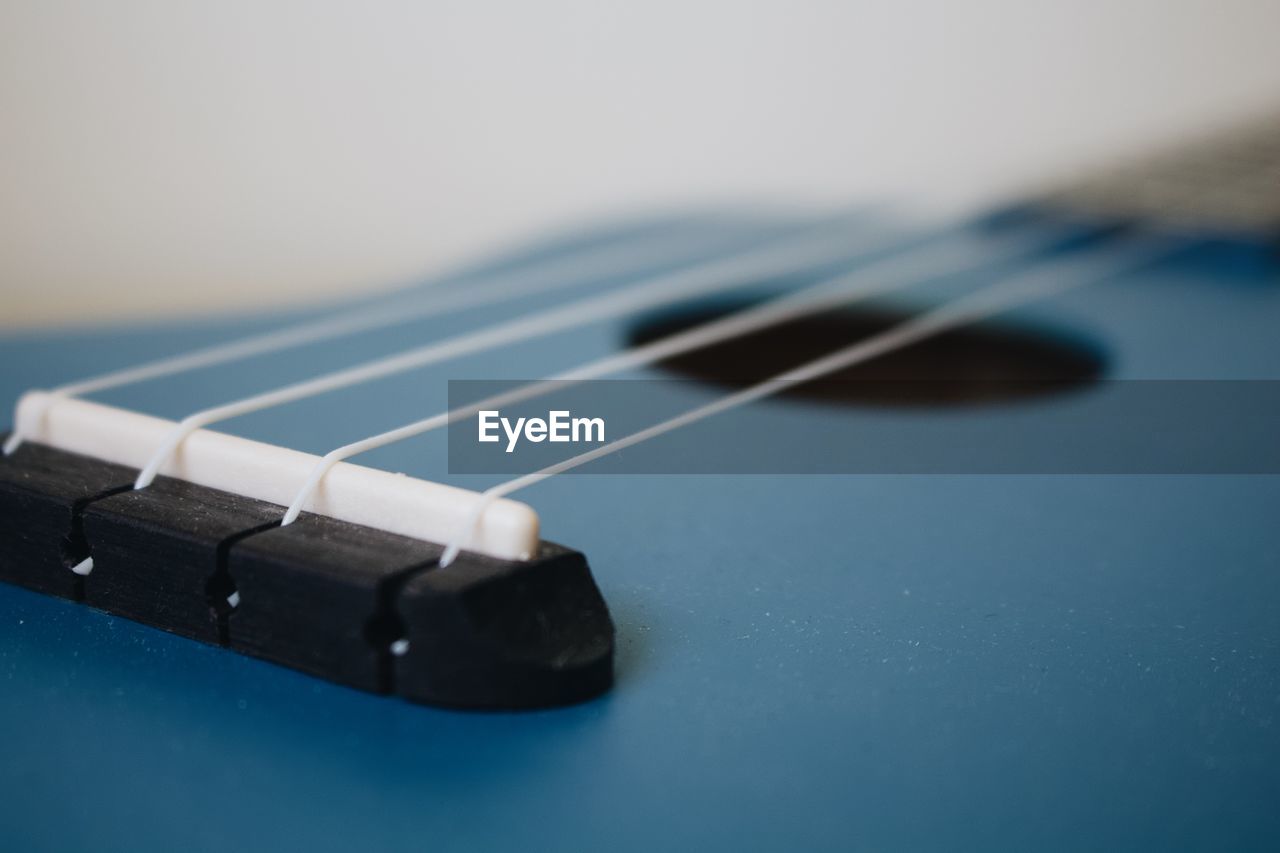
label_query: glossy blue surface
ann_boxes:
[1,218,1277,851]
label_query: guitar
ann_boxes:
[1,116,1277,851]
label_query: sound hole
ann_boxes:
[626,298,1106,406]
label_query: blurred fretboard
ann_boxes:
[1043,112,1280,241]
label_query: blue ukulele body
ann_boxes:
[1,214,1277,851]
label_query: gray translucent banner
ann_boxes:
[446,380,1280,475]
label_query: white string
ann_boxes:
[129,217,924,489]
[437,233,1177,566]
[279,225,1056,524]
[0,221,783,456]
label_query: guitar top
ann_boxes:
[1,117,1279,851]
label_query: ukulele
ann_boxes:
[1,114,1277,851]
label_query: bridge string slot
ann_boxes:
[210,519,284,646]
[61,484,134,596]
[364,556,441,694]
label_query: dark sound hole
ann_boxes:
[626,298,1106,406]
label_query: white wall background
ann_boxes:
[2,0,1279,327]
